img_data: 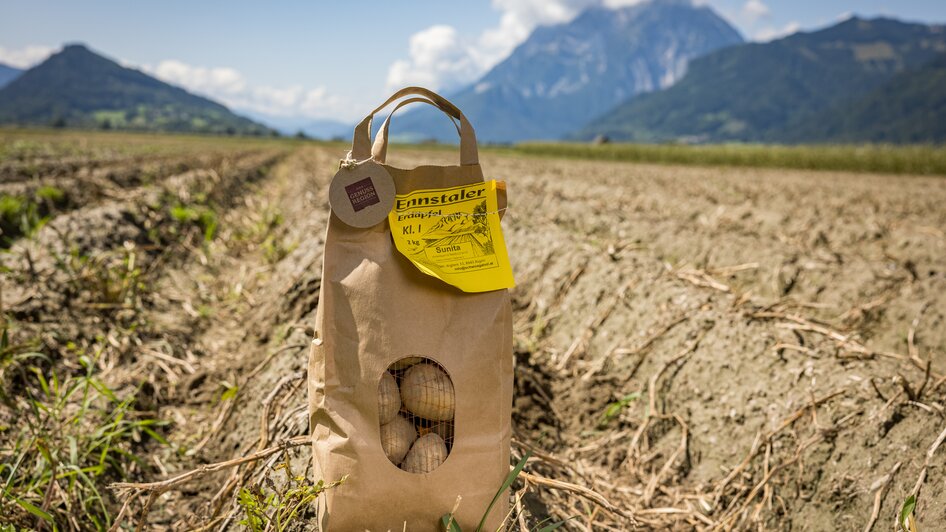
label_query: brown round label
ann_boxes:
[328,160,396,228]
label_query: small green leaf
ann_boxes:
[440,513,462,532]
[221,384,239,402]
[598,392,641,427]
[900,495,916,531]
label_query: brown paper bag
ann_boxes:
[308,87,513,531]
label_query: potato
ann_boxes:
[401,433,448,473]
[431,421,454,443]
[377,371,400,425]
[380,415,416,465]
[400,363,455,421]
[390,356,424,370]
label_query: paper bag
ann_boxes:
[308,86,514,531]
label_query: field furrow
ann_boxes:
[2,133,944,530]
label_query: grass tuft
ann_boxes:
[35,185,66,204]
[0,347,165,528]
[237,456,344,532]
[0,194,46,245]
[170,203,218,242]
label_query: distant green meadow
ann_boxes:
[505,142,946,176]
[3,128,945,176]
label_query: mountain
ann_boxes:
[0,63,22,89]
[294,119,354,140]
[781,52,946,143]
[244,112,352,139]
[576,17,946,143]
[0,44,273,135]
[390,0,743,143]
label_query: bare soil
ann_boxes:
[3,136,945,531]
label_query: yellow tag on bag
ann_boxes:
[389,180,515,293]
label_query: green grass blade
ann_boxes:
[142,426,170,445]
[536,517,574,531]
[14,496,54,523]
[476,451,532,532]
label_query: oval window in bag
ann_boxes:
[378,357,455,473]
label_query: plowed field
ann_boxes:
[2,130,944,531]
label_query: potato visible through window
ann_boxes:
[378,357,455,473]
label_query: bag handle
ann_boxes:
[350,86,479,165]
[371,97,460,163]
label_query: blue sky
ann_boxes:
[2,0,945,123]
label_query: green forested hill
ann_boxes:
[575,17,946,143]
[0,44,272,135]
[781,52,946,143]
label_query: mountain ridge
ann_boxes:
[242,112,353,139]
[0,63,23,89]
[574,16,946,143]
[0,44,273,135]
[388,0,743,143]
[0,63,22,89]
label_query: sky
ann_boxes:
[1,0,945,124]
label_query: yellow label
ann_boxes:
[389,180,514,293]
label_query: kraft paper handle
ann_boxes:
[351,86,479,165]
[371,97,461,163]
[375,97,506,220]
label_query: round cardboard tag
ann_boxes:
[328,160,396,228]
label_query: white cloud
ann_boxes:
[386,25,484,92]
[754,20,801,42]
[142,60,357,120]
[386,0,649,92]
[0,44,57,69]
[741,0,770,22]
[722,0,801,42]
[150,60,246,95]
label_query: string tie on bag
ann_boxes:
[339,151,360,169]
